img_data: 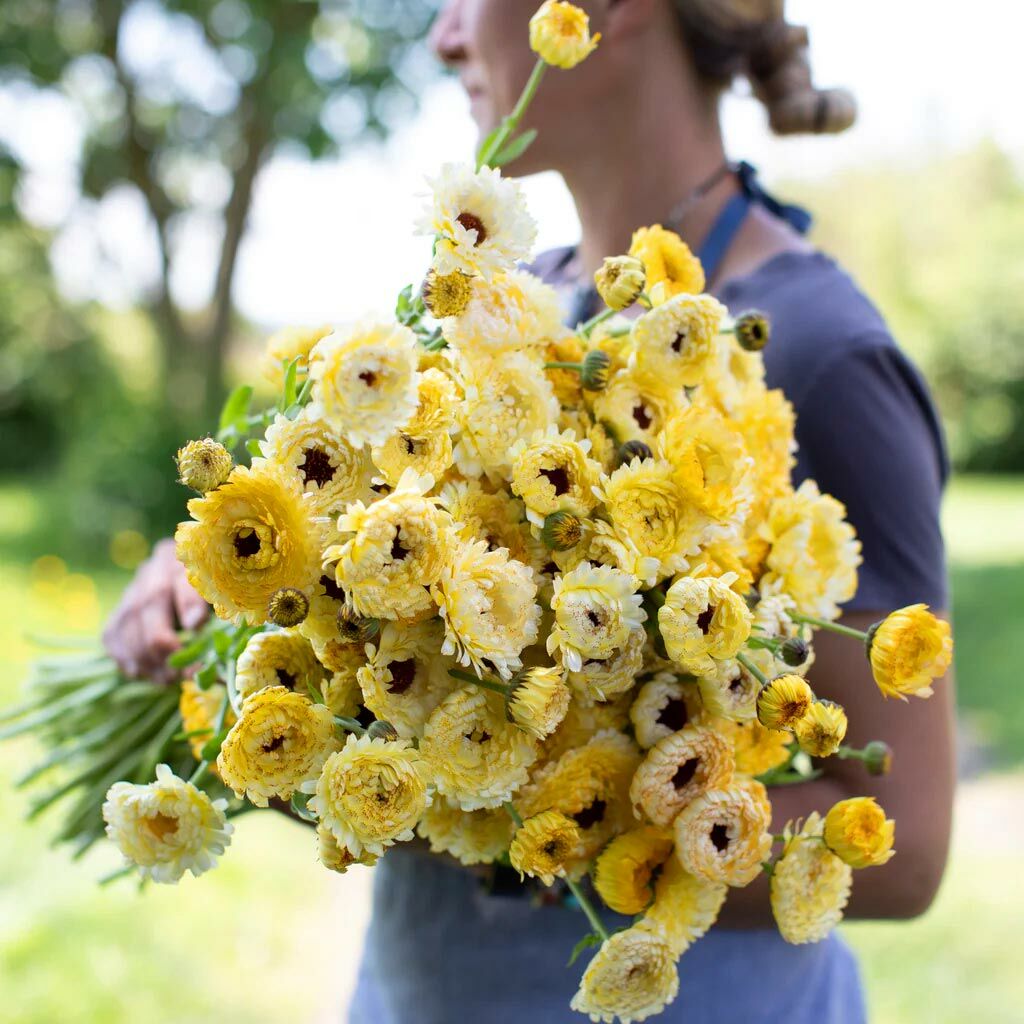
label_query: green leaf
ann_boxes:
[217,385,253,435]
[395,283,413,322]
[282,356,301,407]
[567,931,602,967]
[493,128,537,167]
[195,662,220,690]
[245,438,263,458]
[475,125,503,168]
[290,790,318,823]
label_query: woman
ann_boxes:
[105,2,955,1021]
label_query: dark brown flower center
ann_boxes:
[276,668,298,690]
[671,330,688,353]
[573,799,607,830]
[391,531,409,561]
[262,734,286,754]
[671,758,699,789]
[632,403,653,430]
[233,528,262,558]
[387,659,417,695]
[456,211,487,244]
[656,697,689,732]
[540,466,571,496]
[696,605,715,635]
[710,823,731,852]
[359,370,378,387]
[299,445,336,488]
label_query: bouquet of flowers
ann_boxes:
[3,5,953,1021]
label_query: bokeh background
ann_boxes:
[2,1,1023,1021]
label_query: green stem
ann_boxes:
[477,58,547,169]
[188,759,211,788]
[543,361,583,372]
[643,587,666,609]
[578,307,616,338]
[334,716,367,736]
[449,668,510,696]
[637,291,653,308]
[736,651,769,686]
[836,744,869,762]
[565,877,611,942]
[504,801,524,828]
[792,613,868,642]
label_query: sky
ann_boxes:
[3,0,1021,329]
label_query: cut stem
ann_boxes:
[449,668,510,696]
[578,307,616,338]
[477,58,547,169]
[736,651,769,686]
[792,613,867,642]
[565,877,611,942]
[334,716,367,736]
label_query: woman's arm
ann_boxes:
[718,608,955,927]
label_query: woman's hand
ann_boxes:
[102,538,209,684]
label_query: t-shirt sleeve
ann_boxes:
[791,336,950,612]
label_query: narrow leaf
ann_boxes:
[493,129,537,167]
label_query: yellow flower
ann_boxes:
[630,724,735,827]
[372,427,454,487]
[823,797,895,868]
[437,479,541,570]
[696,668,759,723]
[261,324,331,388]
[868,604,952,700]
[175,461,324,625]
[417,797,513,866]
[793,699,848,758]
[628,224,705,299]
[758,480,862,620]
[317,823,379,874]
[308,318,419,448]
[590,365,677,450]
[658,573,753,676]
[541,692,632,762]
[421,686,538,811]
[629,672,704,750]
[756,674,815,730]
[307,733,429,857]
[593,826,674,915]
[673,780,773,887]
[548,562,646,673]
[732,386,797,523]
[642,855,727,955]
[546,332,586,405]
[720,718,793,777]
[356,620,454,738]
[326,468,455,622]
[594,255,645,311]
[417,162,536,281]
[771,812,852,944]
[509,810,581,885]
[630,293,726,390]
[571,923,679,1024]
[102,764,233,883]
[235,629,324,701]
[216,685,338,807]
[407,367,460,437]
[508,666,571,739]
[322,654,367,719]
[176,438,232,493]
[565,625,646,703]
[261,408,374,518]
[509,427,602,527]
[529,1,601,69]
[422,269,473,318]
[432,539,541,680]
[179,680,236,763]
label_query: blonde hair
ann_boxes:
[673,0,856,135]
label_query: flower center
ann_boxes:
[671,330,688,354]
[573,799,606,830]
[656,697,689,732]
[391,531,409,561]
[359,370,378,387]
[262,734,286,754]
[276,668,298,689]
[387,659,417,695]
[299,445,336,488]
[696,605,715,635]
[632,403,653,431]
[710,823,731,852]
[456,211,487,245]
[145,812,179,843]
[671,758,698,789]
[233,527,262,558]
[320,573,346,602]
[540,466,571,496]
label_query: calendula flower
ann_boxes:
[546,332,587,405]
[642,855,728,955]
[696,666,760,723]
[432,539,541,680]
[216,685,338,807]
[261,324,331,388]
[593,825,674,915]
[453,351,559,480]
[630,724,735,827]
[372,427,454,487]
[308,318,420,449]
[733,386,797,523]
[508,666,571,739]
[261,408,374,518]
[307,733,429,858]
[771,812,852,944]
[420,686,538,811]
[868,604,952,700]
[179,680,236,763]
[823,797,895,868]
[509,810,581,885]
[509,427,602,527]
[326,469,455,621]
[571,923,679,1024]
[176,438,232,493]
[356,620,454,738]
[317,823,379,874]
[235,629,324,701]
[793,699,848,758]
[756,674,815,730]
[422,269,473,318]
[628,224,705,300]
[720,717,793,777]
[590,366,677,450]
[267,587,310,628]
[548,562,646,673]
[322,654,367,719]
[529,1,601,69]
[630,293,726,390]
[407,367,460,437]
[541,692,633,763]
[758,480,862,620]
[417,162,536,281]
[175,461,324,625]
[417,797,513,866]
[629,672,704,749]
[298,572,349,652]
[437,479,541,569]
[595,254,646,311]
[565,625,646,703]
[673,780,773,887]
[659,573,753,676]
[102,765,233,884]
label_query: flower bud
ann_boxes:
[422,269,472,319]
[618,439,652,464]
[337,607,380,645]
[541,510,583,551]
[594,255,646,311]
[367,720,399,743]
[862,740,894,777]
[780,636,810,667]
[176,438,232,493]
[267,588,310,628]
[579,349,611,391]
[734,310,771,352]
[529,1,601,69]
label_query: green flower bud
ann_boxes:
[579,350,611,391]
[780,636,810,667]
[863,740,894,776]
[367,720,399,743]
[735,310,771,352]
[619,439,653,464]
[541,510,583,551]
[176,438,232,493]
[337,606,380,645]
[267,587,310,628]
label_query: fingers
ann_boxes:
[172,567,209,631]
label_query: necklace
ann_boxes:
[663,160,734,235]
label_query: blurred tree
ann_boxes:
[0,0,439,427]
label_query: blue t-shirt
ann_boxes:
[349,247,948,1024]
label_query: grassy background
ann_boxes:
[1,476,1023,1023]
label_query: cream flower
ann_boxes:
[564,624,646,703]
[235,629,324,701]
[509,810,581,885]
[417,797,513,866]
[590,366,678,450]
[530,1,601,69]
[317,824,379,874]
[629,672,704,750]
[261,324,331,388]
[509,427,602,527]
[507,666,572,739]
[593,825,674,915]
[102,765,232,883]
[308,318,419,448]
[630,293,726,389]
[437,479,542,570]
[371,427,454,487]
[642,854,727,955]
